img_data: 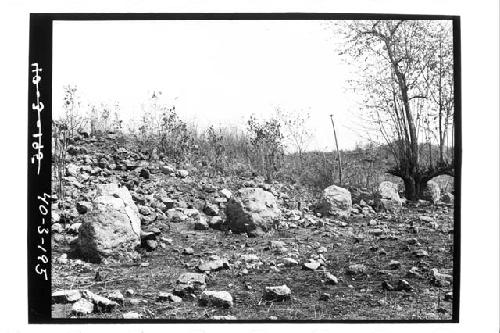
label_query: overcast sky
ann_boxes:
[53,20,365,150]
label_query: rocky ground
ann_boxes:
[51,133,455,320]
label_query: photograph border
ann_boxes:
[27,12,462,324]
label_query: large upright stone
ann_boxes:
[375,181,402,213]
[423,180,441,204]
[225,188,280,236]
[76,183,141,262]
[315,185,352,217]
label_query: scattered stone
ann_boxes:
[197,259,229,272]
[212,315,237,320]
[346,264,367,275]
[419,215,434,223]
[397,279,413,291]
[283,258,299,267]
[68,223,82,234]
[192,215,208,230]
[76,201,92,214]
[388,260,401,270]
[183,247,194,255]
[199,291,233,308]
[139,169,150,179]
[108,290,124,304]
[225,188,281,236]
[125,289,135,296]
[207,216,223,230]
[123,312,141,319]
[414,249,429,258]
[264,285,291,301]
[144,239,157,251]
[431,268,453,287]
[375,181,402,213]
[52,290,82,304]
[157,292,182,303]
[381,280,395,291]
[160,164,175,174]
[203,203,219,216]
[407,266,422,278]
[177,170,189,178]
[81,290,118,313]
[369,228,384,236]
[444,292,453,302]
[52,223,64,233]
[302,262,321,271]
[76,184,141,263]
[66,163,80,177]
[319,293,330,301]
[175,272,207,295]
[220,189,232,199]
[71,298,94,315]
[324,272,339,285]
[315,185,352,217]
[423,180,441,204]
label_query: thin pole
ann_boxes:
[329,114,342,186]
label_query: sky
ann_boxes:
[53,20,366,151]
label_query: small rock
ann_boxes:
[68,223,82,234]
[346,264,367,275]
[212,315,237,320]
[203,203,219,216]
[52,290,82,304]
[397,279,413,291]
[81,290,118,313]
[444,291,453,302]
[139,169,150,179]
[264,285,291,301]
[108,290,124,304]
[177,170,189,178]
[369,228,384,236]
[283,258,299,266]
[240,254,260,262]
[220,189,232,199]
[389,260,401,270]
[319,293,330,301]
[199,291,233,308]
[76,201,92,214]
[123,312,141,319]
[52,223,64,233]
[382,280,395,291]
[183,247,194,255]
[207,216,223,230]
[144,239,157,251]
[71,298,94,315]
[324,272,339,285]
[419,215,434,223]
[158,292,182,303]
[414,249,429,258]
[197,259,229,272]
[302,262,321,271]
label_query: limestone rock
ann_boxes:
[375,181,402,213]
[199,291,233,308]
[225,188,281,236]
[76,184,141,263]
[315,185,352,217]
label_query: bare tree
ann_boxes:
[336,20,454,200]
[275,107,313,164]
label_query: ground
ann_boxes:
[51,134,455,321]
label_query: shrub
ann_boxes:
[247,115,285,181]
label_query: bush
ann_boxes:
[247,115,285,181]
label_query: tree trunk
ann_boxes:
[402,175,427,201]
